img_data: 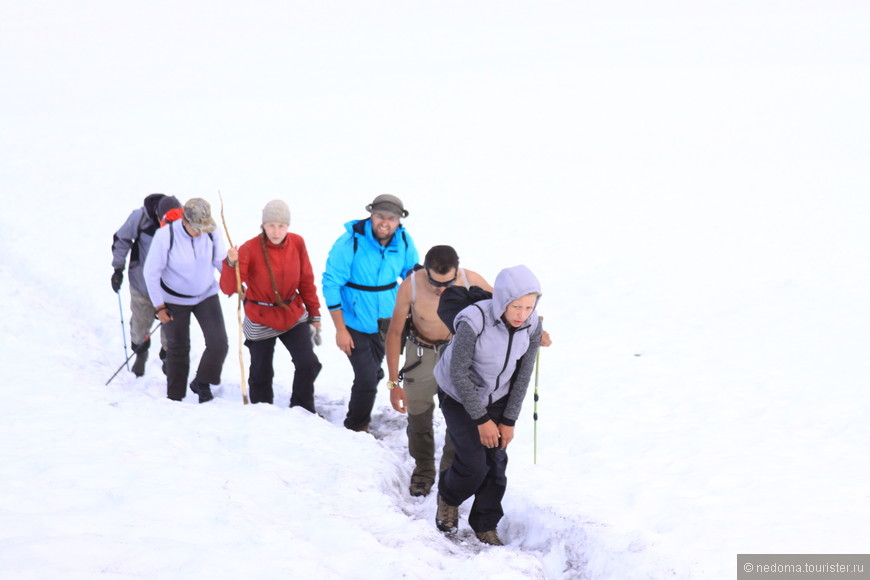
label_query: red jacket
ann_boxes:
[220,233,321,332]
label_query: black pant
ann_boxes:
[163,294,228,401]
[342,321,388,430]
[246,323,321,412]
[438,390,509,533]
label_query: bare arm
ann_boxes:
[386,278,413,412]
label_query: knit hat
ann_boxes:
[182,198,217,233]
[157,195,182,221]
[365,194,408,218]
[262,200,291,225]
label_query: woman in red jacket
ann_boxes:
[220,200,322,411]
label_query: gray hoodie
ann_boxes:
[435,264,543,425]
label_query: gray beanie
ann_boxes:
[365,194,408,218]
[183,198,217,233]
[262,200,291,225]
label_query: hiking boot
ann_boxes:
[409,479,433,497]
[189,380,214,404]
[436,495,458,533]
[475,530,504,546]
[130,344,148,377]
[130,342,148,377]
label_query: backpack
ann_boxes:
[437,285,492,335]
[161,207,183,227]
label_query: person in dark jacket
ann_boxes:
[143,198,228,403]
[111,194,180,377]
[220,200,322,411]
[433,265,543,546]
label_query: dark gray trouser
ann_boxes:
[163,294,228,401]
[342,320,389,430]
[403,342,454,483]
[246,322,322,412]
[438,390,509,533]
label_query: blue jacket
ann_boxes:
[322,218,419,334]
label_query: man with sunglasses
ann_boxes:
[323,194,419,432]
[385,245,492,497]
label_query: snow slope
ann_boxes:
[1,2,868,578]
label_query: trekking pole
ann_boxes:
[116,290,130,371]
[533,349,540,464]
[106,321,163,385]
[219,190,250,405]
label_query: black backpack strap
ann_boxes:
[166,223,216,267]
[345,281,398,292]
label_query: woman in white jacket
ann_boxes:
[144,198,228,403]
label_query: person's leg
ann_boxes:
[128,287,156,376]
[191,294,228,386]
[437,393,490,507]
[162,303,192,401]
[246,336,277,404]
[278,323,321,413]
[466,396,509,534]
[343,329,384,431]
[404,345,440,492]
[439,431,456,478]
[128,286,155,346]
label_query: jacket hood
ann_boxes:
[143,193,166,224]
[491,265,542,316]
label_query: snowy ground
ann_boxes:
[1,2,868,579]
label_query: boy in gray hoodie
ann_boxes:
[433,264,543,546]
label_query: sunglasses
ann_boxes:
[426,269,457,288]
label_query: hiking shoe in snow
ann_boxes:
[130,342,148,377]
[409,479,433,497]
[436,495,458,533]
[189,380,214,404]
[475,530,504,546]
[131,351,148,377]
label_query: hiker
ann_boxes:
[220,200,322,411]
[434,264,544,547]
[143,198,229,403]
[322,194,419,432]
[111,194,180,377]
[385,245,493,497]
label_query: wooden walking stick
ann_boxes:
[219,191,250,405]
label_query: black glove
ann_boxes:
[111,268,124,292]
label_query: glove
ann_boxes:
[111,268,124,292]
[309,324,322,347]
